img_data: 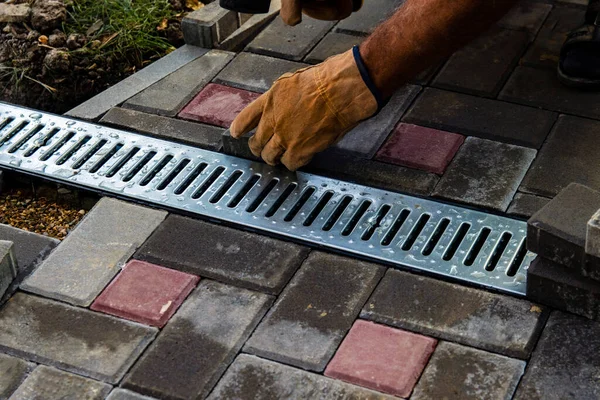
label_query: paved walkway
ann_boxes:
[2,0,600,399]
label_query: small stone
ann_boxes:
[325,320,437,397]
[47,31,66,47]
[0,353,35,399]
[66,33,86,50]
[0,3,30,23]
[9,365,111,400]
[43,49,70,72]
[412,342,525,400]
[31,0,66,33]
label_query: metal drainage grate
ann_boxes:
[0,102,534,295]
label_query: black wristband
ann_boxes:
[352,45,386,112]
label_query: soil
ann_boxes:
[0,0,190,114]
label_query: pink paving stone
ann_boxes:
[324,320,437,398]
[91,260,199,327]
[376,123,465,175]
[178,83,261,128]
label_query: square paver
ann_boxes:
[0,292,157,383]
[178,83,260,128]
[508,192,551,219]
[432,137,537,211]
[334,0,405,36]
[20,198,167,307]
[433,27,529,97]
[123,280,272,400]
[498,1,553,36]
[0,353,34,399]
[520,115,600,197]
[304,32,364,64]
[9,365,111,400]
[244,252,385,372]
[361,269,549,359]
[324,320,436,397]
[91,260,199,327]
[403,88,556,149]
[246,16,335,61]
[375,123,464,174]
[412,342,525,400]
[514,312,600,399]
[214,52,307,93]
[135,215,308,295]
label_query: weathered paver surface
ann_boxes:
[0,353,34,399]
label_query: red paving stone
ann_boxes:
[376,123,464,175]
[324,320,437,398]
[91,260,199,327]
[178,83,261,128]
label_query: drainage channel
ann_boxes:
[0,102,534,295]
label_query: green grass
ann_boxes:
[64,0,178,68]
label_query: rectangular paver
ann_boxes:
[135,215,308,295]
[244,252,385,372]
[107,389,159,400]
[123,280,272,400]
[324,320,436,397]
[214,52,308,93]
[0,240,16,299]
[123,50,234,117]
[91,260,199,327]
[9,365,112,400]
[403,88,556,149]
[100,107,224,150]
[0,353,34,400]
[412,342,525,400]
[361,269,549,359]
[520,115,600,197]
[178,83,260,128]
[498,1,553,36]
[514,312,600,400]
[66,45,208,121]
[21,198,167,307]
[247,16,335,61]
[304,32,364,64]
[208,354,396,400]
[508,193,551,219]
[182,2,238,48]
[0,292,157,383]
[334,0,404,36]
[432,137,537,211]
[433,28,528,97]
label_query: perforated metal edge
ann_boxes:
[0,102,534,295]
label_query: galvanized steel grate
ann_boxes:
[0,102,534,295]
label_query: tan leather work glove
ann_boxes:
[281,0,363,26]
[230,48,381,171]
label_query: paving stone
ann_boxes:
[0,293,157,383]
[508,192,551,219]
[587,209,600,259]
[214,52,307,93]
[0,353,34,399]
[178,83,260,128]
[412,341,525,400]
[514,312,600,399]
[100,107,224,150]
[66,45,208,121]
[527,257,600,320]
[521,5,585,69]
[21,198,167,307]
[403,88,556,149]
[91,260,199,327]
[135,215,308,294]
[520,116,600,197]
[332,85,421,159]
[244,252,385,372]
[502,65,600,119]
[123,50,234,117]
[208,354,396,400]
[247,16,335,61]
[0,3,30,23]
[123,280,272,400]
[411,62,444,86]
[334,0,405,36]
[218,2,281,52]
[375,123,464,175]
[432,137,537,212]
[432,28,529,97]
[9,365,111,400]
[307,152,439,196]
[107,389,158,400]
[324,320,436,397]
[182,2,238,48]
[361,269,549,359]
[498,1,552,36]
[527,183,600,273]
[0,240,16,299]
[304,32,364,64]
[221,130,259,161]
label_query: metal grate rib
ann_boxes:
[0,103,535,295]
